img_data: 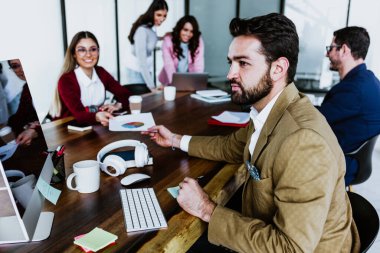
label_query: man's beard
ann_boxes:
[230,69,273,105]
[329,58,339,71]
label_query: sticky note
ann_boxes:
[36,178,61,205]
[74,227,117,252]
[167,186,180,199]
[74,234,91,253]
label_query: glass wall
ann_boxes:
[190,0,236,81]
[285,0,348,90]
[240,0,280,19]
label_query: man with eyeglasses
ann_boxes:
[318,26,380,185]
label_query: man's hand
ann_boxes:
[141,125,182,149]
[95,111,114,126]
[177,177,216,222]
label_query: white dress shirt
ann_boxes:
[74,67,105,107]
[180,89,284,156]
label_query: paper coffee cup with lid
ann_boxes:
[129,95,142,114]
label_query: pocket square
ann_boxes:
[245,160,261,181]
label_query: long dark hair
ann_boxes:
[172,15,201,63]
[128,0,168,44]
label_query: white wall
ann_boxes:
[349,0,380,76]
[65,0,118,79]
[0,0,64,120]
[0,0,183,120]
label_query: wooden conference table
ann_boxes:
[1,91,247,253]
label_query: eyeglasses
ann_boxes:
[76,47,99,56]
[326,45,341,53]
[9,63,22,70]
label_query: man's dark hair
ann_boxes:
[333,26,370,60]
[229,13,299,84]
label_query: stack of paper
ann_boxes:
[208,111,250,127]
[74,227,117,252]
[191,89,230,103]
[196,89,228,97]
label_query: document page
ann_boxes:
[109,113,156,131]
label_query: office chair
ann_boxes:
[346,134,379,186]
[347,191,379,253]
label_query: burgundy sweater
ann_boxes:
[58,66,131,124]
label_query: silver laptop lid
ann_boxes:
[171,72,208,91]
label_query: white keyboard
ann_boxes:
[120,188,167,232]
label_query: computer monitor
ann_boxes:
[0,59,54,244]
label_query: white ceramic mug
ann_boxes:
[66,160,100,193]
[128,95,142,114]
[164,86,176,101]
[11,174,36,209]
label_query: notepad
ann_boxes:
[74,227,117,252]
[196,89,228,97]
[212,111,250,124]
[67,123,92,132]
[190,94,231,103]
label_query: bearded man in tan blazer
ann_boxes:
[143,13,360,253]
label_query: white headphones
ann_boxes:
[97,140,152,177]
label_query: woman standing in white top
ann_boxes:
[126,0,168,94]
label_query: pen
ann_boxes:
[113,111,128,116]
[57,145,65,157]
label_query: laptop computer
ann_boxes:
[171,72,208,91]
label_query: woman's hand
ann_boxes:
[95,111,114,126]
[99,103,122,113]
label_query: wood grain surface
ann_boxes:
[0,91,246,253]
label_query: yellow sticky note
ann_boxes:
[74,227,117,252]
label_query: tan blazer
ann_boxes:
[189,83,360,253]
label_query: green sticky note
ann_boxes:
[74,227,117,252]
[36,178,61,205]
[167,186,180,199]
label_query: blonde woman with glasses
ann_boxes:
[49,31,131,126]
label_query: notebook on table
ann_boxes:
[171,72,208,91]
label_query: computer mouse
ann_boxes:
[120,173,151,186]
